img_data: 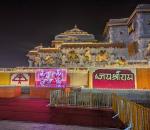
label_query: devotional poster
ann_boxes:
[11,73,30,86]
[93,69,136,89]
[35,69,67,88]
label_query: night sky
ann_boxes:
[0,0,149,67]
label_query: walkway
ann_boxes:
[0,97,124,129]
[0,120,121,130]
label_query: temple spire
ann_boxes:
[74,24,77,28]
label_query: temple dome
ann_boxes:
[54,25,96,42]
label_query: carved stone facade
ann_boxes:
[60,46,128,67]
[105,18,129,44]
[104,4,150,61]
[27,25,128,67]
[27,4,150,67]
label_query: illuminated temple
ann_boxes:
[27,4,150,67]
[0,4,150,130]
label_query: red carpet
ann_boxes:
[0,97,125,129]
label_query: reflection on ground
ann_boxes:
[0,120,120,130]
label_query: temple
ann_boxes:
[27,4,150,67]
[0,3,150,130]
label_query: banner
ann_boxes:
[11,73,30,86]
[93,69,135,89]
[35,69,67,88]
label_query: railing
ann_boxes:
[49,89,112,108]
[112,94,150,130]
[0,67,35,72]
[49,89,150,129]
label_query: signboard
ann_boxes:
[11,73,30,86]
[93,69,135,89]
[35,69,67,88]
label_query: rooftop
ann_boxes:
[54,25,96,42]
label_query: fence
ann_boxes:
[49,88,112,108]
[49,89,150,130]
[112,94,150,130]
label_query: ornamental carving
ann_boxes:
[67,51,79,62]
[115,57,127,65]
[96,50,109,62]
[84,49,91,62]
[44,55,55,65]
[34,55,41,66]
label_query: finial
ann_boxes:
[74,24,77,28]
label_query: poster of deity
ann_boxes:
[35,69,67,88]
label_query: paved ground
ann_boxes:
[0,98,124,128]
[0,120,120,130]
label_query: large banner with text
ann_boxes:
[35,69,67,88]
[93,69,136,89]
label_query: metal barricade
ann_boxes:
[50,89,112,108]
[112,94,150,130]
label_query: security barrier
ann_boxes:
[112,94,150,130]
[50,88,112,108]
[49,89,150,129]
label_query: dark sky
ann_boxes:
[0,0,149,67]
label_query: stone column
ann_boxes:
[28,59,33,67]
[78,54,84,66]
[109,27,113,43]
[137,13,144,37]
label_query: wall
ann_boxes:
[128,13,150,60]
[141,13,150,36]
[0,72,35,87]
[29,73,35,86]
[128,42,138,56]
[109,26,129,44]
[0,73,10,85]
[0,68,150,90]
[136,68,150,89]
[128,15,138,43]
[0,86,21,98]
[30,87,51,98]
[68,70,89,87]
